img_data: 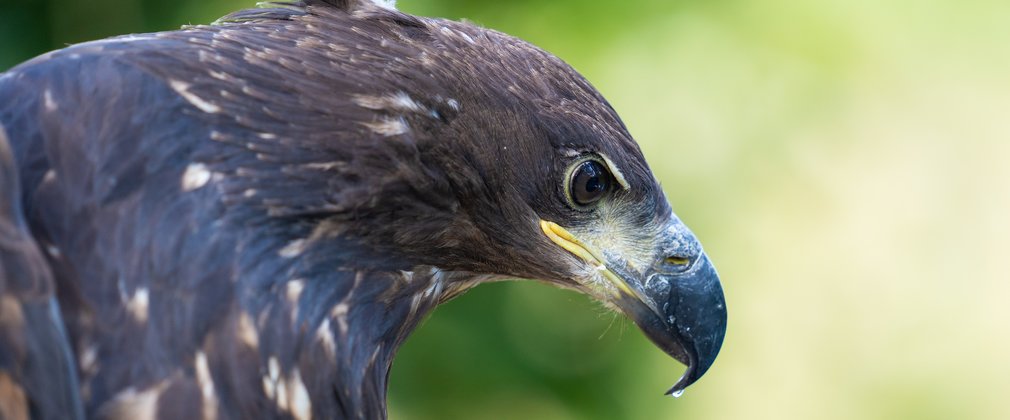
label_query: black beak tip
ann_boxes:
[662,254,727,396]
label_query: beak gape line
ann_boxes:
[539,220,641,298]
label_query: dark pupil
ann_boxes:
[572,161,612,205]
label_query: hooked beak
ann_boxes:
[540,220,727,396]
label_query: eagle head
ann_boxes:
[252,5,730,394]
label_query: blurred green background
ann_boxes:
[3,0,1009,419]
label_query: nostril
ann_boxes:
[660,255,695,273]
[665,256,690,266]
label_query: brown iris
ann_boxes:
[570,160,612,206]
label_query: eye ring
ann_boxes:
[565,158,613,208]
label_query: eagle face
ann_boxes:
[0,0,726,417]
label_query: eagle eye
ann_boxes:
[569,160,613,207]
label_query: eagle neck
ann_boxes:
[336,267,447,419]
[251,256,474,419]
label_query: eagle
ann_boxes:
[0,1,727,419]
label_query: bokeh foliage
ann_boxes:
[3,0,1009,419]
